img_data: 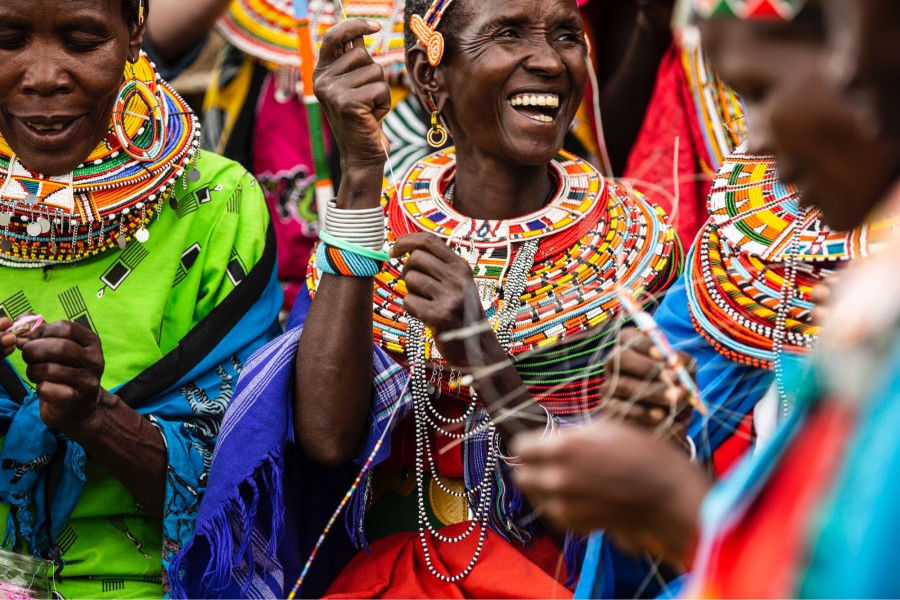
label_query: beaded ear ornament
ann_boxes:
[410,0,455,67]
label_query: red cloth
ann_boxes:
[325,523,572,599]
[712,412,755,477]
[697,401,855,598]
[623,46,713,249]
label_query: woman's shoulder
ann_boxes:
[168,151,269,223]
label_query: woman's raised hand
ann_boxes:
[16,321,108,435]
[391,233,496,367]
[601,328,697,448]
[314,19,392,181]
[1,318,14,357]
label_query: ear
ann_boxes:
[407,46,449,111]
[127,1,148,63]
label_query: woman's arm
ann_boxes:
[293,20,392,467]
[389,233,548,442]
[146,0,232,64]
[512,419,711,567]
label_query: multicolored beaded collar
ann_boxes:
[217,0,406,84]
[309,148,681,372]
[686,146,892,368]
[0,53,200,267]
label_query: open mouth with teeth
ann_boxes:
[507,93,561,123]
[26,122,68,132]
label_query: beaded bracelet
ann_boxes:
[319,232,389,261]
[316,232,390,278]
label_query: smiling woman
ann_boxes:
[0,0,281,596]
[170,0,682,597]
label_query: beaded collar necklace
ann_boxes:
[0,53,200,268]
[686,147,891,375]
[309,148,680,370]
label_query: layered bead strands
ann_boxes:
[0,53,199,267]
[686,146,889,369]
[707,148,891,261]
[681,43,747,172]
[217,0,407,95]
[406,235,538,583]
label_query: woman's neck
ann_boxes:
[450,149,554,221]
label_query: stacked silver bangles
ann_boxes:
[324,199,386,251]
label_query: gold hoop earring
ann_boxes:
[425,94,448,148]
[427,109,448,148]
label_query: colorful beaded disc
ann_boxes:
[0,53,200,267]
[397,148,605,245]
[217,0,407,79]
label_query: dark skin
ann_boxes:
[296,0,689,467]
[701,9,898,232]
[147,0,231,63]
[513,1,899,565]
[0,0,165,519]
[1,317,14,357]
[823,0,900,145]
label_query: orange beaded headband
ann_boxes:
[409,0,455,67]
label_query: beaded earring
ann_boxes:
[410,0,455,67]
[425,94,448,148]
[113,59,166,163]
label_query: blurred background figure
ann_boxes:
[513,0,900,597]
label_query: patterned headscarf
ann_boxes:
[691,0,807,20]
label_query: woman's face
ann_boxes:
[437,0,589,167]
[701,11,898,232]
[0,0,142,176]
[824,0,900,142]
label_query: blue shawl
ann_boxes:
[0,239,281,585]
